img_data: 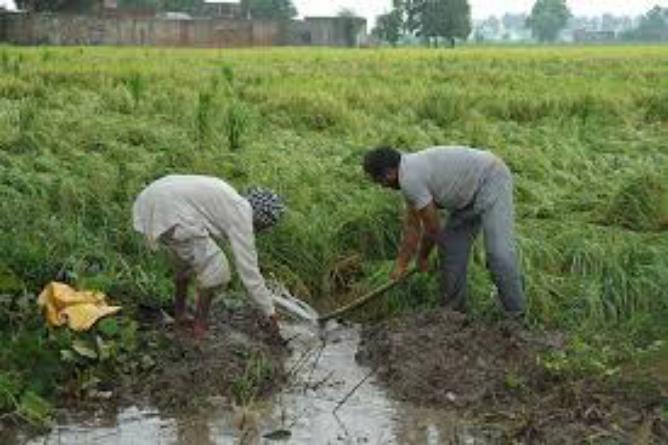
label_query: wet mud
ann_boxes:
[20,319,505,445]
[357,309,668,444]
[10,306,668,444]
[125,305,288,412]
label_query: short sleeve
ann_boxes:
[400,172,433,210]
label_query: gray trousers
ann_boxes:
[436,162,525,314]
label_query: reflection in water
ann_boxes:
[26,407,176,444]
[175,414,215,445]
[267,322,397,443]
[26,322,498,444]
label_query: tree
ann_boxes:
[240,0,297,20]
[338,8,362,47]
[483,15,501,36]
[601,13,617,31]
[16,0,204,13]
[502,13,528,31]
[526,0,571,42]
[117,0,205,13]
[397,0,420,35]
[373,9,403,45]
[622,6,668,41]
[373,0,471,46]
[416,0,471,47]
[160,0,203,13]
[16,0,98,12]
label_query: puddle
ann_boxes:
[23,322,499,444]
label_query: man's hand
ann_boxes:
[390,261,409,281]
[267,313,280,335]
[392,206,421,282]
[192,320,208,339]
[416,202,441,269]
[418,255,430,273]
[260,312,285,345]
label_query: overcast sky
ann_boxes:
[293,0,668,21]
[1,0,666,20]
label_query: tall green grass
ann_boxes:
[1,46,668,416]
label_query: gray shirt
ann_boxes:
[399,146,498,211]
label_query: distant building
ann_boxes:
[157,11,192,20]
[102,0,156,19]
[0,8,368,48]
[202,1,244,19]
[471,17,531,43]
[573,29,616,43]
[295,16,367,47]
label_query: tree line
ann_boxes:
[374,0,668,45]
[11,0,668,43]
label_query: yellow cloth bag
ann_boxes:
[37,282,121,332]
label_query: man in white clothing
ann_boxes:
[132,175,285,338]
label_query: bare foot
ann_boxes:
[259,314,286,346]
[175,313,195,327]
[192,321,208,339]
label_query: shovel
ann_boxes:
[318,269,417,324]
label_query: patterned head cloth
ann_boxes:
[243,186,285,230]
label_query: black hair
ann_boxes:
[362,146,401,179]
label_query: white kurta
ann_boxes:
[132,175,275,316]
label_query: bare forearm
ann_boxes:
[418,234,436,262]
[397,225,421,267]
[416,203,442,265]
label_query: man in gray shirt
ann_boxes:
[363,146,525,316]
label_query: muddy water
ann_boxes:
[26,322,499,444]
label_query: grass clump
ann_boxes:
[605,172,668,232]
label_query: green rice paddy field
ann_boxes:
[1,45,668,424]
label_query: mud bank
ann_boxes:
[357,309,668,443]
[0,303,287,445]
[7,307,668,444]
[123,305,287,412]
[11,320,507,444]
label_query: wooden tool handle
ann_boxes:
[318,269,417,323]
